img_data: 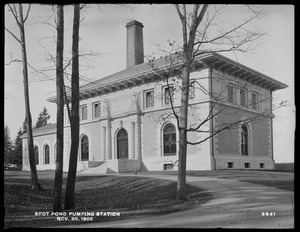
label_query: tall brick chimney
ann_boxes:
[126,20,144,68]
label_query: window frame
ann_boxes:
[163,85,174,106]
[227,162,234,168]
[251,92,259,111]
[44,144,50,165]
[80,105,88,121]
[163,123,177,156]
[240,88,247,107]
[188,81,196,100]
[81,135,89,161]
[144,89,155,109]
[241,124,248,156]
[93,102,101,119]
[227,84,235,104]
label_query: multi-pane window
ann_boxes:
[81,105,88,121]
[44,144,50,164]
[164,86,174,105]
[227,84,235,103]
[240,89,247,107]
[189,83,196,100]
[94,102,101,118]
[81,135,89,161]
[163,123,176,156]
[145,90,154,108]
[251,92,258,110]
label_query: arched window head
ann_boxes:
[163,123,176,156]
[241,124,248,155]
[34,146,39,165]
[81,135,89,161]
[44,144,50,164]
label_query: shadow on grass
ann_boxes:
[4,175,213,228]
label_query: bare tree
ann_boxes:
[5,4,42,190]
[64,4,81,210]
[148,4,269,200]
[53,5,64,212]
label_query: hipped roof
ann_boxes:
[47,52,288,103]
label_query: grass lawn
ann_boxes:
[4,172,213,228]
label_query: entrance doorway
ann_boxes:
[117,128,128,159]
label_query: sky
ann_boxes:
[4,4,294,163]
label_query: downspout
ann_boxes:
[209,67,216,170]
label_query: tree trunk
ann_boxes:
[53,5,64,212]
[64,4,80,210]
[177,64,190,200]
[18,4,41,190]
[175,4,208,200]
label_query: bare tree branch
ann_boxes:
[23,4,31,23]
[5,27,22,43]
[7,4,21,28]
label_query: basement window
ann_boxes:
[164,164,173,170]
[244,163,250,168]
[227,162,234,168]
[260,163,265,168]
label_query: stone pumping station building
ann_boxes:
[21,20,287,173]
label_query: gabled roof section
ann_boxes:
[47,52,288,103]
[20,123,57,139]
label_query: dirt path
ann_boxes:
[63,173,294,228]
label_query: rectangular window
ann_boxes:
[189,82,196,100]
[164,86,174,105]
[145,90,154,108]
[93,102,101,118]
[244,163,250,168]
[240,89,247,107]
[164,164,173,170]
[81,105,88,121]
[251,92,258,110]
[227,162,234,168]
[228,84,235,103]
[260,163,265,168]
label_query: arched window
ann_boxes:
[34,146,39,165]
[81,135,89,161]
[44,144,50,164]
[241,124,248,155]
[117,128,128,159]
[163,123,176,156]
